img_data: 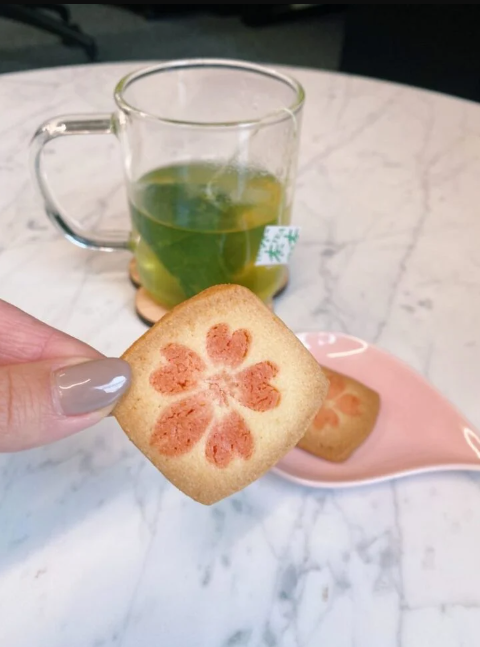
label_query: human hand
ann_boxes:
[0,299,131,452]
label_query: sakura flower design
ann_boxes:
[313,368,361,429]
[149,323,281,468]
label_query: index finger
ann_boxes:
[0,299,102,365]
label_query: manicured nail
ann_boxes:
[53,358,131,416]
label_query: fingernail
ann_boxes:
[53,358,131,416]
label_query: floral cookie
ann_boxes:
[298,367,380,462]
[114,284,329,504]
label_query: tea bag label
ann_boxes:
[255,226,300,266]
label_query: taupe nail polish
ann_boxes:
[53,358,131,416]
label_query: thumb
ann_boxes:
[0,357,131,452]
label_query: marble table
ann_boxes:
[1,62,480,647]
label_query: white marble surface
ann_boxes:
[1,62,480,647]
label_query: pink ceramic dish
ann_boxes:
[272,332,480,488]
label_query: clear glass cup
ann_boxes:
[31,59,305,307]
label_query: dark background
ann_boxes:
[1,4,480,103]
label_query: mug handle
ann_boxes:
[30,114,130,251]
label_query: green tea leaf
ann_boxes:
[129,163,285,303]
[132,186,241,297]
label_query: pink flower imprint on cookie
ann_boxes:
[149,323,280,468]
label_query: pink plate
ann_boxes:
[272,332,480,488]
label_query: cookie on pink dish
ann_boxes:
[298,367,380,463]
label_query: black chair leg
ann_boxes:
[0,5,98,61]
[33,4,72,25]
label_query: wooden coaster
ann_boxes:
[129,258,142,288]
[129,258,284,326]
[129,259,289,297]
[135,286,274,327]
[135,288,169,327]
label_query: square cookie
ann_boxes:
[297,367,380,462]
[114,285,328,504]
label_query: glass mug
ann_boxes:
[31,59,305,308]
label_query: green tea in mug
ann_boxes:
[32,62,304,301]
[129,162,289,308]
